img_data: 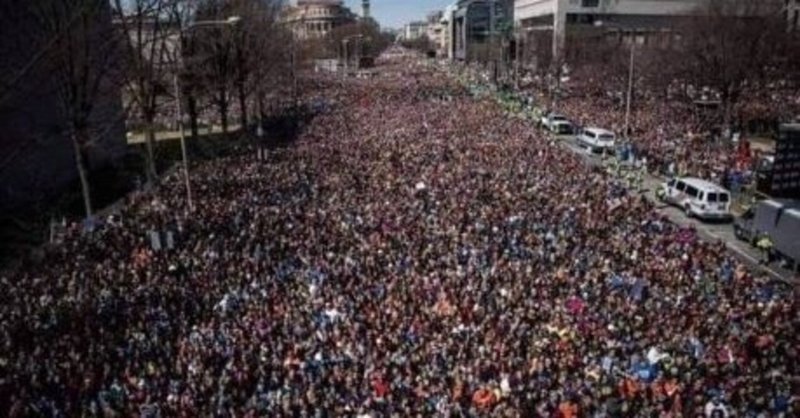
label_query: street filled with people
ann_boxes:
[459,62,800,188]
[2,54,798,417]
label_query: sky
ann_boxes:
[343,0,454,30]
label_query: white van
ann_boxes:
[550,120,575,136]
[578,127,615,153]
[660,177,732,220]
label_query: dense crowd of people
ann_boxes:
[557,87,737,182]
[460,62,800,183]
[2,54,798,417]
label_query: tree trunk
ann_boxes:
[721,88,735,142]
[257,92,265,136]
[71,129,93,219]
[143,122,158,184]
[723,100,732,141]
[188,94,199,141]
[219,90,229,134]
[258,92,265,123]
[238,80,247,128]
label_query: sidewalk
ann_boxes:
[127,125,243,144]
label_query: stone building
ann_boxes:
[284,0,357,40]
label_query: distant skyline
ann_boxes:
[343,0,454,29]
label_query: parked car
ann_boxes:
[659,177,732,220]
[577,127,615,153]
[540,113,569,132]
[734,199,800,271]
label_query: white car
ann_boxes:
[540,113,569,132]
[660,177,732,220]
[577,127,615,153]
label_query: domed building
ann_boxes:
[284,0,357,40]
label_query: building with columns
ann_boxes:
[283,0,357,40]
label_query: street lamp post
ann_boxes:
[289,28,296,106]
[342,34,365,75]
[176,16,240,212]
[623,39,635,142]
[281,11,304,110]
[342,39,349,72]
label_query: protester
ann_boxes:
[1,52,797,417]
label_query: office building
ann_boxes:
[452,0,514,61]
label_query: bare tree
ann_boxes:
[191,0,237,134]
[111,0,183,184]
[20,0,123,218]
[224,0,287,130]
[242,0,290,130]
[674,0,789,136]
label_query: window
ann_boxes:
[698,191,705,201]
[686,186,699,198]
[707,193,718,202]
[582,0,600,7]
[557,124,574,135]
[586,131,596,139]
[719,193,730,203]
[668,179,676,187]
[599,134,614,141]
[676,181,686,192]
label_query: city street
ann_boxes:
[2,54,798,417]
[3,0,799,414]
[555,134,797,282]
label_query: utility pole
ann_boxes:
[490,0,497,86]
[514,33,521,89]
[623,41,635,141]
[175,16,240,213]
[291,29,297,109]
[174,73,193,211]
[343,39,349,74]
[288,11,305,110]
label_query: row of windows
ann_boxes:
[304,21,334,32]
[302,6,336,18]
[668,180,730,203]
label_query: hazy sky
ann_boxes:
[343,0,454,29]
